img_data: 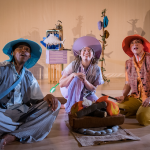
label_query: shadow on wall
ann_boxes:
[70,16,84,63]
[72,16,83,37]
[127,19,145,36]
[22,27,45,79]
[104,51,113,58]
[29,63,44,80]
[86,31,96,38]
[143,10,150,41]
[69,38,77,63]
[22,27,41,43]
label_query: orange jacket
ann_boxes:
[125,52,150,101]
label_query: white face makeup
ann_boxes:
[130,39,144,56]
[80,47,94,62]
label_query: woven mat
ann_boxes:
[65,121,140,147]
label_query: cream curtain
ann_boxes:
[0,0,150,79]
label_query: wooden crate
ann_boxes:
[46,50,67,83]
[48,64,62,83]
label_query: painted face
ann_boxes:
[80,47,94,61]
[130,39,144,55]
[13,45,31,64]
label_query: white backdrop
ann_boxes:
[0,0,150,79]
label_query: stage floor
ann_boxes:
[5,78,150,150]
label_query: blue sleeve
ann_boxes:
[93,67,104,86]
[0,61,10,85]
[30,74,44,100]
[0,67,2,85]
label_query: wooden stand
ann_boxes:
[46,50,67,84]
[46,24,67,84]
[48,64,63,84]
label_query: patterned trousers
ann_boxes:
[0,100,61,143]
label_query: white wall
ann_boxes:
[0,0,150,79]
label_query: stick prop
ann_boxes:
[101,93,126,111]
[101,93,118,101]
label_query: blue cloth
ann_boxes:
[0,64,25,100]
[0,61,44,113]
[0,99,61,143]
[103,16,109,28]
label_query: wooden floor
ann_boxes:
[5,78,150,150]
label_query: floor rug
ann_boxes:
[65,121,140,147]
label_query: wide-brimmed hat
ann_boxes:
[103,16,109,28]
[122,34,150,57]
[72,36,102,59]
[97,21,103,30]
[104,30,110,39]
[3,38,42,69]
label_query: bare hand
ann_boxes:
[44,94,58,111]
[115,96,125,103]
[77,72,86,82]
[73,72,86,82]
[142,97,150,107]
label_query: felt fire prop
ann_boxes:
[96,96,119,116]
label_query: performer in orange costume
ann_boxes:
[116,34,150,126]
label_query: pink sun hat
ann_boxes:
[72,36,102,59]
